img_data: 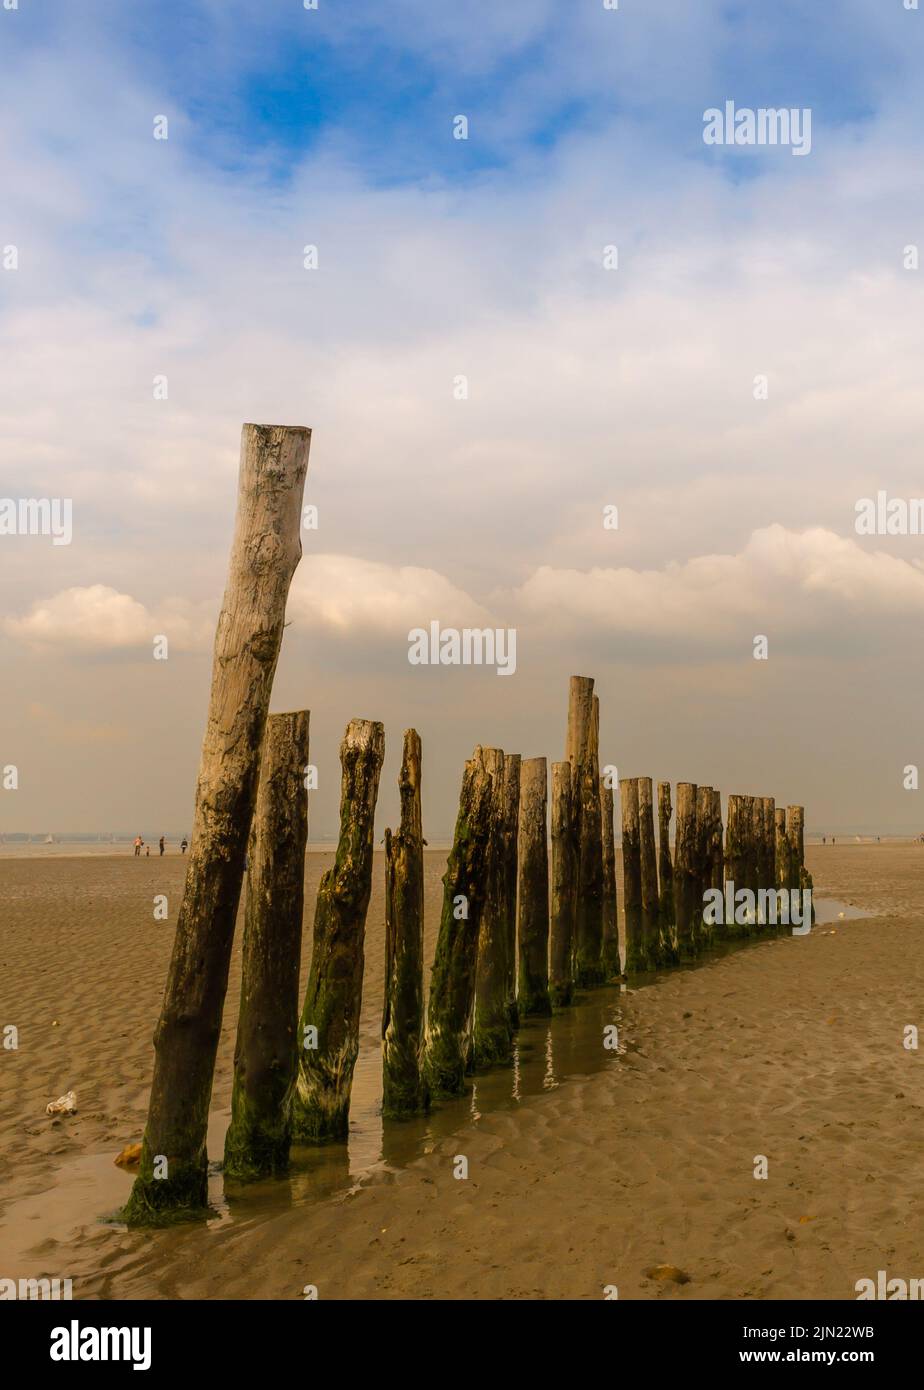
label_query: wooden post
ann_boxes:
[382,730,426,1118]
[751,796,768,924]
[724,794,747,937]
[517,757,551,1015]
[472,748,513,1067]
[123,423,310,1224]
[695,785,713,945]
[638,777,661,968]
[708,789,726,937]
[550,761,577,1006]
[567,678,605,987]
[502,754,521,1030]
[620,778,645,972]
[223,710,310,1183]
[787,804,814,920]
[657,781,677,963]
[601,776,621,978]
[674,782,698,960]
[291,719,385,1143]
[423,750,494,1098]
[775,808,790,894]
[761,797,776,922]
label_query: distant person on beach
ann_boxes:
[181,837,188,854]
[145,845,150,857]
[133,836,143,856]
[159,836,165,856]
[822,836,826,845]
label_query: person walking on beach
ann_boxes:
[181,837,188,854]
[145,845,150,857]
[159,836,165,856]
[134,836,143,857]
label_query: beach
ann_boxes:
[1,843,921,1300]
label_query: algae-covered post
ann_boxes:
[620,777,645,972]
[501,754,521,1030]
[775,807,790,894]
[223,709,310,1183]
[473,748,513,1067]
[638,777,661,968]
[788,804,814,919]
[674,782,699,959]
[570,683,605,986]
[724,794,747,937]
[123,423,310,1225]
[382,729,426,1118]
[761,797,776,910]
[708,789,725,934]
[692,785,712,944]
[291,718,385,1143]
[549,761,577,1006]
[424,750,494,1098]
[657,781,677,963]
[517,757,551,1016]
[600,776,621,978]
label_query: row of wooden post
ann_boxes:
[122,427,813,1223]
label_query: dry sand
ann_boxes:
[1,844,921,1300]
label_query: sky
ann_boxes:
[2,0,924,840]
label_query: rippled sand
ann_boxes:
[1,844,921,1299]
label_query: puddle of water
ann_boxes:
[813,897,872,925]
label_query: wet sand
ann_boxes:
[1,844,922,1300]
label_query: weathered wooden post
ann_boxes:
[502,754,521,1029]
[424,750,494,1098]
[620,777,645,972]
[695,785,713,945]
[123,423,310,1224]
[724,794,747,938]
[473,748,513,1067]
[223,710,310,1183]
[382,730,426,1118]
[291,718,385,1143]
[550,761,577,1006]
[638,777,661,968]
[788,804,814,920]
[708,788,726,937]
[775,807,790,895]
[761,797,776,922]
[656,781,677,962]
[567,678,605,987]
[517,758,551,1015]
[674,782,699,959]
[601,775,621,978]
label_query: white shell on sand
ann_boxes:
[45,1090,77,1116]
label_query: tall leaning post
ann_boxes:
[550,761,577,1006]
[382,729,426,1118]
[223,709,310,1183]
[695,786,713,946]
[620,778,645,972]
[291,718,385,1143]
[423,751,494,1098]
[123,423,310,1225]
[775,807,790,899]
[601,776,621,979]
[517,757,551,1016]
[472,748,512,1067]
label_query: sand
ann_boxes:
[1,844,922,1300]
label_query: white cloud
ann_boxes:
[516,526,924,644]
[286,555,494,636]
[4,585,214,652]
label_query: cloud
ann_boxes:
[4,585,214,653]
[286,555,494,636]
[515,525,924,648]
